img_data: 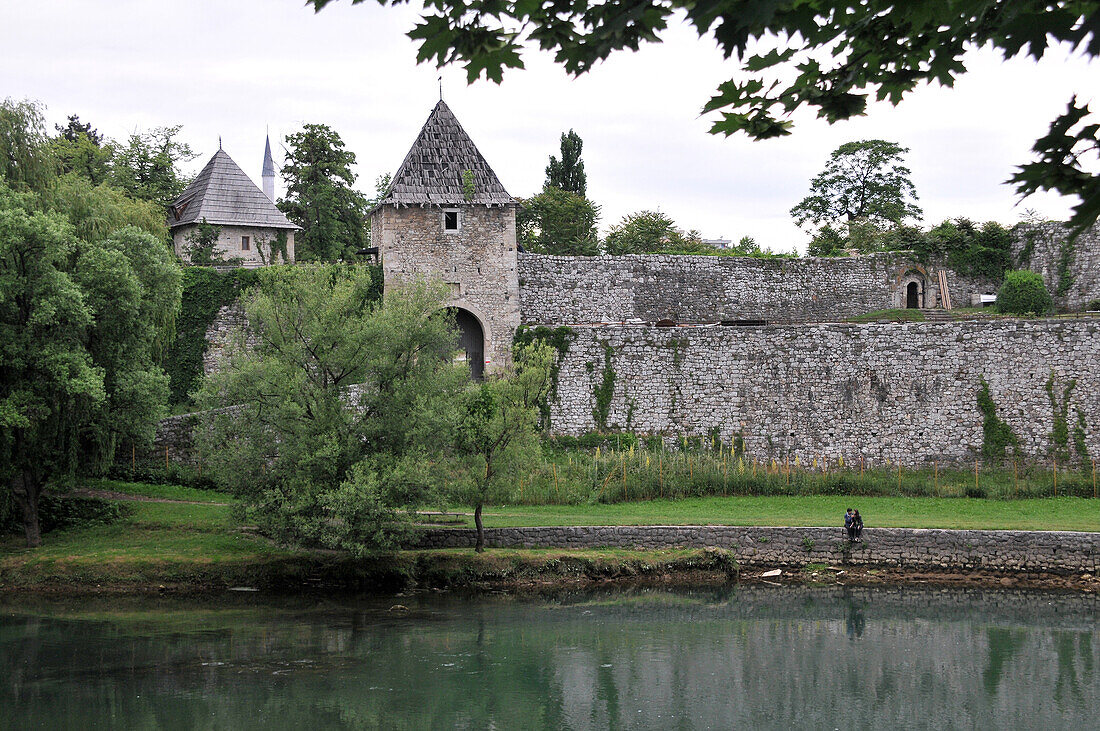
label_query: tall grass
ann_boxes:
[508,440,1100,505]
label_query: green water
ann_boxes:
[2,585,1098,730]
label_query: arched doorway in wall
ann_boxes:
[450,307,485,379]
[906,281,921,309]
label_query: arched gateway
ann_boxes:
[450,307,485,379]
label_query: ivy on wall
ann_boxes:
[1056,237,1076,296]
[164,264,383,406]
[976,377,1018,463]
[512,325,576,428]
[1044,373,1077,463]
[592,341,616,431]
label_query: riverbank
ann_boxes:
[3,481,1099,596]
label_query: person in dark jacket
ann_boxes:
[852,510,864,541]
[845,508,855,540]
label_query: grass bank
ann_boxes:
[3,481,1098,593]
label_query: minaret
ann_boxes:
[261,133,276,202]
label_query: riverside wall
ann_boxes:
[517,252,997,325]
[548,319,1100,466]
[412,525,1100,573]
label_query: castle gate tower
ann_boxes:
[371,100,520,374]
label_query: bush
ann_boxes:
[997,270,1052,315]
[2,494,133,535]
[1087,298,1100,312]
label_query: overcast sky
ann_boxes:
[2,0,1097,252]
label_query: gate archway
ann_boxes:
[449,307,485,379]
[906,281,920,309]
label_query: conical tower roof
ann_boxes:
[169,149,297,229]
[262,135,275,177]
[379,100,513,208]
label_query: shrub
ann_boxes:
[2,494,133,535]
[997,270,1052,315]
[1087,298,1100,312]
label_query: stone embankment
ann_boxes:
[412,526,1100,574]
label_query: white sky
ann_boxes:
[2,0,1097,252]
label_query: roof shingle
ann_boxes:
[379,100,513,208]
[170,149,298,229]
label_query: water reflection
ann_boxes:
[2,586,1098,729]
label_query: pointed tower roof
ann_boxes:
[262,134,275,177]
[169,149,297,230]
[379,100,513,208]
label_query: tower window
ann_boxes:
[443,209,460,232]
[241,235,250,251]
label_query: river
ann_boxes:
[3,585,1098,729]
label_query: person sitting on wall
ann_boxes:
[852,510,864,541]
[845,508,855,540]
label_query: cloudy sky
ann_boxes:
[2,0,1096,252]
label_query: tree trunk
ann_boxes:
[474,503,484,553]
[11,471,43,548]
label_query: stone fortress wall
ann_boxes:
[1014,222,1100,311]
[546,320,1100,466]
[518,252,999,325]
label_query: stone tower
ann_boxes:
[371,100,520,376]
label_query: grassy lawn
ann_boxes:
[846,309,925,323]
[463,495,1100,532]
[84,478,231,504]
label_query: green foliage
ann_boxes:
[976,378,1018,464]
[0,180,181,545]
[196,266,465,554]
[791,140,921,228]
[591,342,616,431]
[461,168,475,201]
[544,129,587,197]
[604,210,703,255]
[1045,375,1076,463]
[278,123,368,262]
[512,325,576,428]
[1016,229,1039,268]
[0,98,56,193]
[997,270,1052,315]
[314,0,1100,233]
[163,267,262,405]
[517,186,600,255]
[808,224,845,256]
[443,343,554,550]
[44,173,168,244]
[183,218,224,265]
[109,125,196,211]
[919,219,1015,279]
[1087,299,1100,312]
[49,131,113,186]
[1073,409,1089,465]
[2,494,133,535]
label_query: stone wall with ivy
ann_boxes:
[547,320,1100,467]
[1013,222,1100,311]
[518,252,996,325]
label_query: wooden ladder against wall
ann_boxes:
[938,270,952,310]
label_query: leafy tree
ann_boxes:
[446,342,553,552]
[604,210,706,255]
[307,1,1100,232]
[791,140,921,229]
[45,173,167,244]
[544,129,587,197]
[997,270,1052,315]
[109,125,196,211]
[196,266,466,553]
[50,116,112,186]
[0,98,56,193]
[919,219,1014,279]
[517,186,601,255]
[0,180,181,546]
[807,224,845,257]
[278,124,368,262]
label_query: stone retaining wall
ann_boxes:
[549,319,1100,466]
[412,525,1100,573]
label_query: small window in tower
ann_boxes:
[443,209,460,232]
[241,235,251,251]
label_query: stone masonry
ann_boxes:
[519,252,998,324]
[373,205,521,369]
[1014,222,1100,311]
[172,224,295,267]
[547,320,1100,466]
[411,525,1100,573]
